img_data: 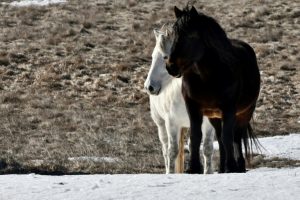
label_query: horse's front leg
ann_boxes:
[222,110,238,173]
[157,124,169,173]
[165,120,181,173]
[185,98,203,174]
[151,112,169,173]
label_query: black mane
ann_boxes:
[173,6,236,65]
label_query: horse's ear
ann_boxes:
[165,29,170,37]
[190,6,198,18]
[153,29,160,39]
[174,6,183,18]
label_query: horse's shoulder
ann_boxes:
[230,39,256,55]
[230,38,248,46]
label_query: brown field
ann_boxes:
[0,0,299,174]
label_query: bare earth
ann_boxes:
[0,0,299,174]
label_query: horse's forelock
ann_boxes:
[158,36,167,54]
[155,24,174,54]
[160,23,173,35]
[173,6,196,37]
[172,6,236,65]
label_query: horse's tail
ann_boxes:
[242,123,262,164]
[176,127,186,173]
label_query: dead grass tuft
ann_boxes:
[0,0,298,175]
[2,94,22,104]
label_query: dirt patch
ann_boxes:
[0,0,299,174]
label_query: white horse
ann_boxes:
[144,25,215,174]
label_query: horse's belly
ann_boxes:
[202,108,222,118]
[202,104,254,124]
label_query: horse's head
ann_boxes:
[165,6,205,78]
[144,25,175,95]
[166,6,233,78]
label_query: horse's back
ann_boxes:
[231,39,261,123]
[231,39,260,79]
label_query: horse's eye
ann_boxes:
[163,56,168,60]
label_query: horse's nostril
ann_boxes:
[148,85,154,92]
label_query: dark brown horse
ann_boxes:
[165,6,261,173]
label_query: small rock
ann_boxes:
[61,74,71,80]
[49,83,63,90]
[117,75,129,83]
[264,75,275,83]
[56,51,65,57]
[280,64,296,71]
[80,28,91,34]
[84,42,95,48]
[83,22,93,29]
[9,53,28,63]
[5,70,15,76]
[0,56,10,66]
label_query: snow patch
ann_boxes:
[68,156,120,163]
[211,133,300,160]
[7,0,66,7]
[256,134,300,160]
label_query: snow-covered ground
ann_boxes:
[3,0,66,7]
[0,167,299,200]
[0,1,298,199]
[1,134,299,200]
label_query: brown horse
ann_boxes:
[164,6,261,173]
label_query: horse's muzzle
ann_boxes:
[145,84,161,95]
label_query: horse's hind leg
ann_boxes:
[209,118,224,173]
[176,128,186,173]
[202,117,214,174]
[222,111,239,173]
[234,126,246,172]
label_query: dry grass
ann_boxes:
[0,0,299,174]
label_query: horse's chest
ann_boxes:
[183,82,220,104]
[182,77,224,118]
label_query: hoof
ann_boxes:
[185,168,203,174]
[185,163,203,174]
[225,168,246,173]
[237,158,246,173]
[218,165,225,173]
[224,160,239,173]
[236,168,246,173]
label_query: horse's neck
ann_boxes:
[150,77,183,116]
[164,77,182,97]
[192,49,233,81]
[201,49,222,68]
